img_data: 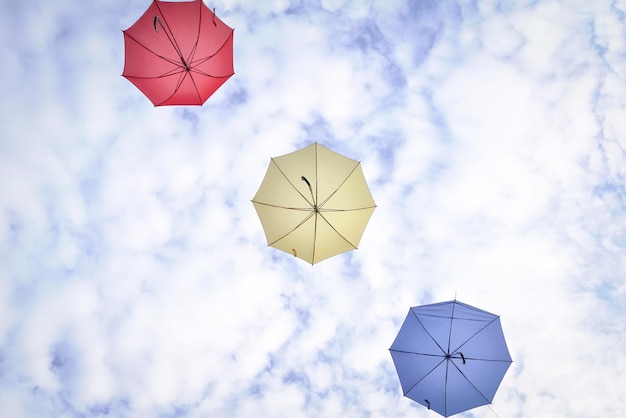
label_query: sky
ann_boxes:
[1,0,626,417]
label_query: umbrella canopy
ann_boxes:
[122,0,234,106]
[390,300,512,417]
[252,143,376,265]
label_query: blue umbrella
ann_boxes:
[389,300,512,417]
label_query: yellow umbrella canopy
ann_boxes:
[252,143,376,265]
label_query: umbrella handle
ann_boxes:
[154,16,159,32]
[459,351,466,364]
[301,176,317,207]
[425,399,430,410]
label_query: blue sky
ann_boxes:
[1,0,626,417]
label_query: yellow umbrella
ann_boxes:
[252,143,376,265]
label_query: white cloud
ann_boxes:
[1,0,626,417]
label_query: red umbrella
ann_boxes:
[122,0,234,106]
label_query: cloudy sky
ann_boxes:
[1,0,626,417]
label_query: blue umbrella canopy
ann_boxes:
[389,300,512,417]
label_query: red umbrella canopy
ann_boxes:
[122,0,234,106]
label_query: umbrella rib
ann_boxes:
[317,205,377,212]
[251,200,317,249]
[123,32,186,74]
[185,3,224,65]
[446,300,458,354]
[188,30,234,72]
[178,2,214,105]
[312,206,318,262]
[315,142,319,208]
[389,349,450,401]
[413,312,488,321]
[317,162,362,209]
[184,72,203,104]
[317,212,358,249]
[189,67,233,79]
[459,357,512,363]
[449,358,493,405]
[125,67,187,80]
[410,309,447,355]
[403,358,446,397]
[178,1,203,104]
[310,142,319,263]
[155,70,195,105]
[267,211,316,247]
[185,0,202,64]
[270,159,315,207]
[153,1,189,68]
[451,316,501,354]
[251,201,313,211]
[389,349,446,358]
[444,358,450,417]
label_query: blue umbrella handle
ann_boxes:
[459,352,466,364]
[425,399,430,410]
